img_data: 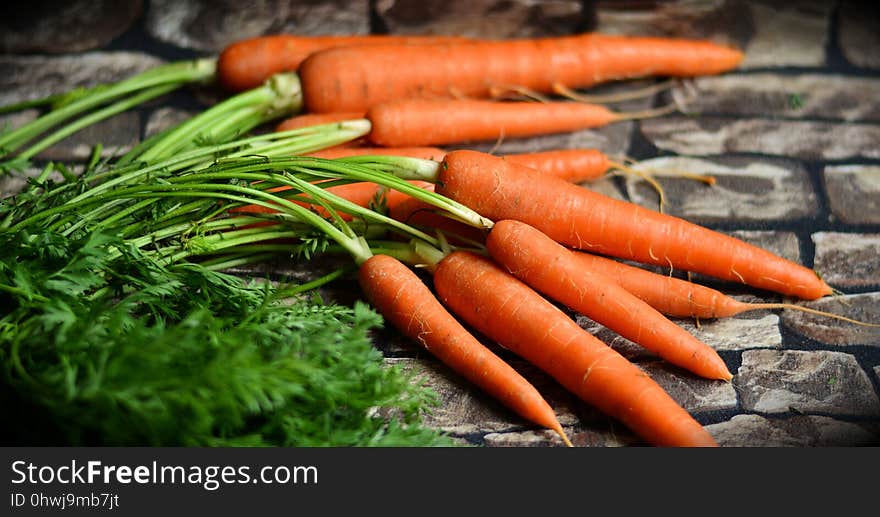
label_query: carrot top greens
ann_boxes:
[0,96,457,447]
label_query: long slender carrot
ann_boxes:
[359,254,572,445]
[574,251,879,327]
[433,150,832,300]
[433,250,718,447]
[218,34,469,92]
[486,219,731,380]
[299,33,744,113]
[365,98,668,147]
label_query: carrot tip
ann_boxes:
[555,426,574,448]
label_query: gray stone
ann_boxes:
[737,350,880,416]
[780,292,880,347]
[146,0,369,53]
[484,427,637,447]
[578,310,781,361]
[640,361,738,413]
[812,232,880,289]
[707,414,880,446]
[823,166,880,225]
[376,0,584,38]
[34,112,142,162]
[0,53,165,107]
[144,107,199,139]
[0,1,143,54]
[672,74,880,122]
[483,429,570,447]
[738,1,830,68]
[837,0,880,69]
[594,0,748,47]
[623,156,817,223]
[385,356,582,437]
[595,0,830,67]
[640,116,880,161]
[727,230,802,264]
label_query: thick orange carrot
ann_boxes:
[435,150,832,300]
[366,98,626,147]
[359,254,571,445]
[299,33,744,113]
[486,219,731,380]
[218,34,468,92]
[433,250,718,447]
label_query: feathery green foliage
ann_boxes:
[0,229,451,446]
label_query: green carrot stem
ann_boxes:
[135,72,302,164]
[15,83,179,162]
[0,58,215,156]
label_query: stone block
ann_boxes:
[640,116,880,161]
[812,232,880,289]
[823,166,880,225]
[146,0,370,52]
[0,53,164,107]
[780,292,880,347]
[640,361,738,413]
[386,356,582,437]
[624,156,817,222]
[737,349,880,416]
[376,0,584,38]
[672,74,880,122]
[837,0,880,69]
[0,1,143,54]
[707,414,880,446]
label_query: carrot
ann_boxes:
[433,250,718,447]
[365,98,671,147]
[574,251,879,327]
[217,34,469,92]
[299,33,744,113]
[486,219,731,380]
[359,254,572,446]
[433,150,832,300]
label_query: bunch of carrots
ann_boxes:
[6,30,875,448]
[206,32,877,448]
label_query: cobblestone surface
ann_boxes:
[2,0,878,447]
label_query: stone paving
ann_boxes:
[1,0,878,447]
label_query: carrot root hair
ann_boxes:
[745,302,880,328]
[552,79,677,104]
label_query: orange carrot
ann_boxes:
[486,219,731,380]
[359,254,571,445]
[574,252,879,327]
[434,150,832,300]
[218,34,469,92]
[503,149,610,183]
[365,98,649,147]
[433,250,718,447]
[299,33,744,113]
